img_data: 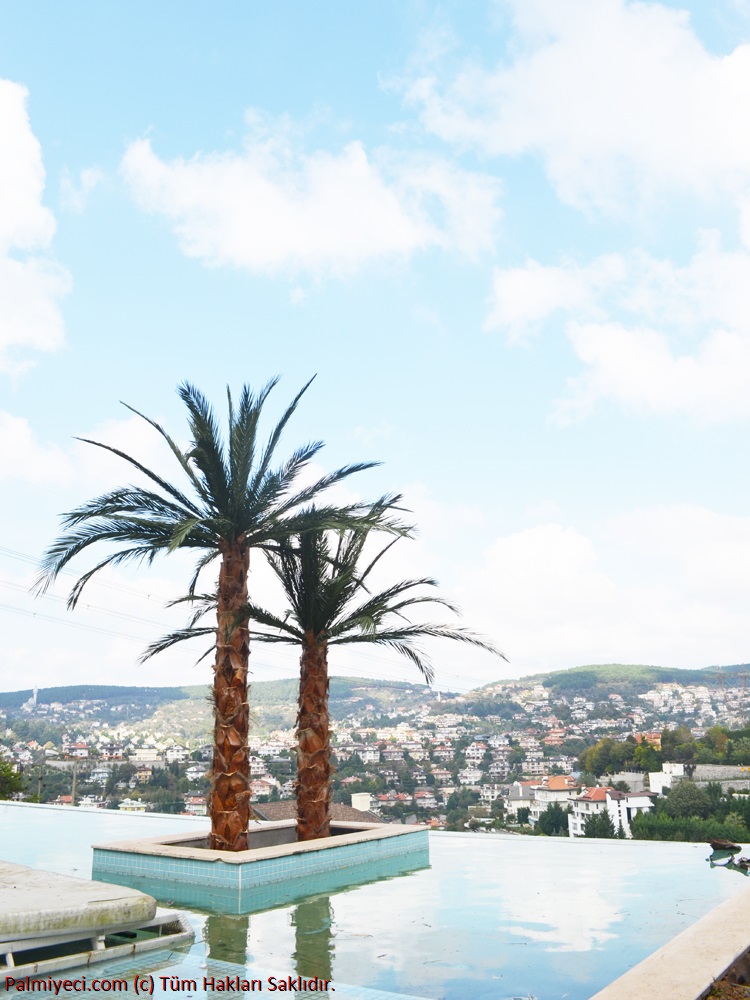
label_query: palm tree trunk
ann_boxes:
[210,538,251,851]
[297,635,331,841]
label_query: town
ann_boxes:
[3,663,750,840]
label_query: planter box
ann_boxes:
[92,820,429,915]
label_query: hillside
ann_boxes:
[469,662,750,702]
[0,677,439,736]
[0,685,190,712]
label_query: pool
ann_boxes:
[1,802,747,999]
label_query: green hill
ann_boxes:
[468,662,750,701]
[0,677,436,734]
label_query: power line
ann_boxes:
[0,546,183,605]
[0,546,502,689]
[0,578,171,630]
[0,602,148,642]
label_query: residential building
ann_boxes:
[606,789,657,837]
[414,789,438,810]
[529,775,579,827]
[567,786,655,838]
[458,767,483,785]
[183,795,207,816]
[118,798,148,812]
[479,784,504,806]
[505,780,541,821]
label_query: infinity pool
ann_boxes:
[1,802,747,999]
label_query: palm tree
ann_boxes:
[35,379,403,851]
[153,526,505,840]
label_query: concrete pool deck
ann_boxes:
[0,861,156,941]
[0,861,194,980]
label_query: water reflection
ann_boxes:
[292,896,335,982]
[204,914,250,964]
[708,844,750,877]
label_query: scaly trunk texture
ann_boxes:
[296,635,331,841]
[210,538,251,851]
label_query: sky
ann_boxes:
[2,0,750,695]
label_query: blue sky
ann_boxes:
[2,0,750,694]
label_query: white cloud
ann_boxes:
[60,166,103,212]
[558,320,750,423]
[0,256,69,374]
[0,81,55,253]
[406,0,750,213]
[486,233,750,422]
[484,254,624,341]
[0,412,73,484]
[0,79,69,373]
[460,506,750,675]
[121,127,501,276]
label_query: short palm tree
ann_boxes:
[36,379,402,851]
[153,526,505,840]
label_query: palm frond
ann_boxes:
[187,549,220,596]
[332,622,505,660]
[36,380,412,669]
[252,376,315,489]
[140,626,216,662]
[60,488,198,528]
[178,383,230,515]
[73,437,201,516]
[234,601,302,639]
[119,402,208,505]
[227,383,266,517]
[253,527,505,681]
[272,466,386,522]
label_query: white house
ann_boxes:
[458,767,483,785]
[118,798,148,812]
[529,775,579,827]
[605,789,657,837]
[479,784,504,806]
[648,762,686,795]
[568,787,656,838]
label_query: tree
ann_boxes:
[0,761,22,800]
[583,811,616,838]
[36,379,396,851]
[176,527,503,840]
[537,802,569,836]
[663,780,712,819]
[661,725,695,763]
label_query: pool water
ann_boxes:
[1,802,747,999]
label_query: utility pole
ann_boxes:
[37,762,43,802]
[71,759,78,807]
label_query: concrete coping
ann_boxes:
[589,884,750,1000]
[0,862,156,940]
[92,820,427,865]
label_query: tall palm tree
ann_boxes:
[153,526,505,841]
[35,379,403,851]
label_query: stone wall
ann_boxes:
[693,764,750,781]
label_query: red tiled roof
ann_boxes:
[543,775,578,791]
[578,786,613,801]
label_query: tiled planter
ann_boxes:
[92,820,429,915]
